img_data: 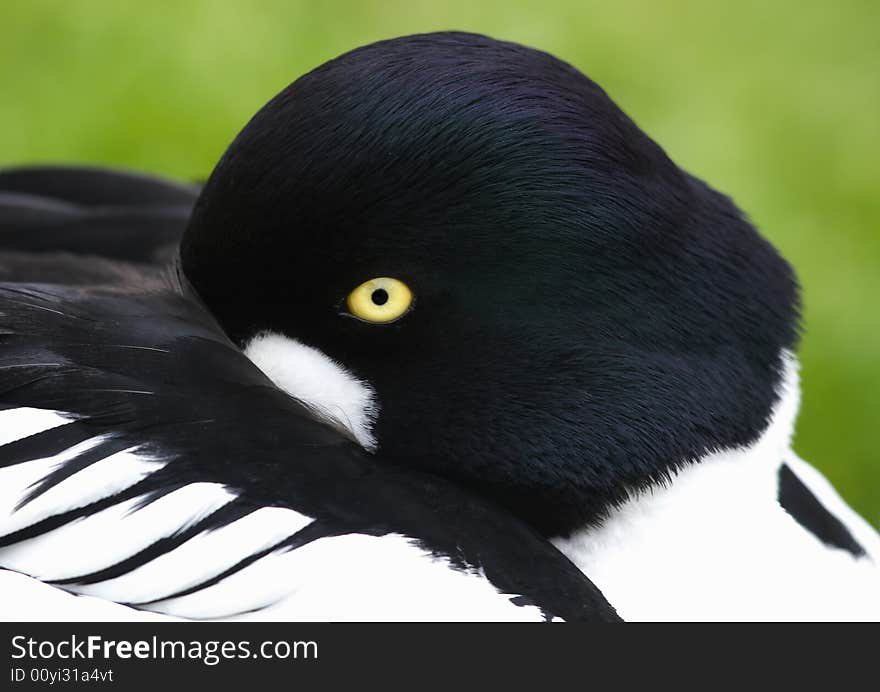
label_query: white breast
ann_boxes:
[552,353,880,621]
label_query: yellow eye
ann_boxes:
[345,277,413,324]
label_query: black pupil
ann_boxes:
[371,288,389,306]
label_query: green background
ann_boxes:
[3,1,878,526]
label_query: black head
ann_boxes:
[180,32,800,536]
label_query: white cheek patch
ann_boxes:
[243,332,378,451]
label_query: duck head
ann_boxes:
[180,32,800,537]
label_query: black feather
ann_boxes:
[0,166,197,276]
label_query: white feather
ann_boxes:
[0,441,166,536]
[0,404,549,621]
[0,483,237,580]
[148,533,549,622]
[69,507,313,603]
[244,332,378,450]
[0,436,106,533]
[0,407,69,447]
[0,570,176,621]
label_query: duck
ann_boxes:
[0,115,617,624]
[1,31,878,621]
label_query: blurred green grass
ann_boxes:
[2,1,878,526]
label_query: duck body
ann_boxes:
[1,31,877,621]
